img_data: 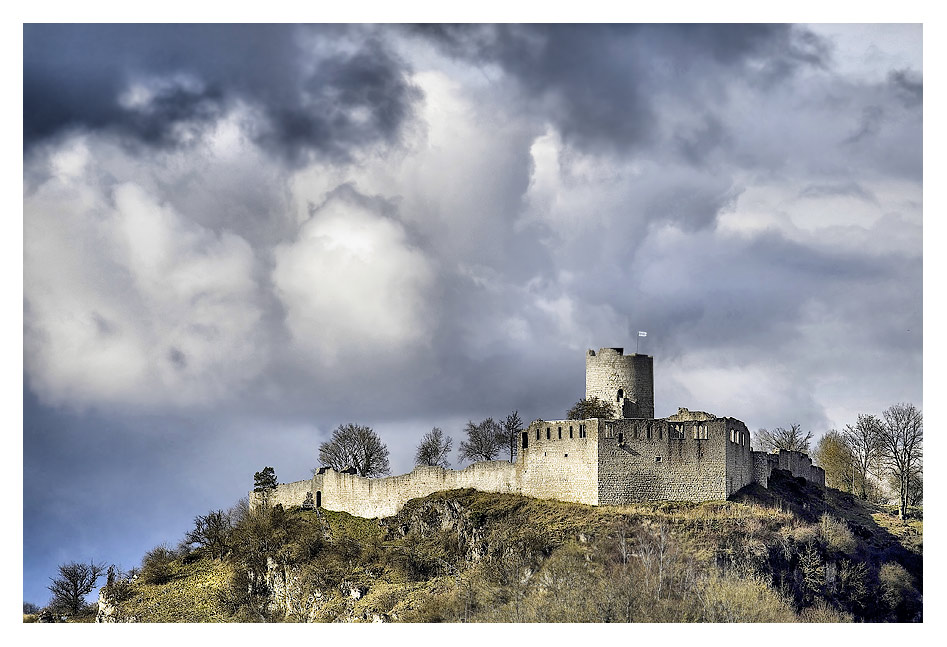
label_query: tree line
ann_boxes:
[307,395,616,478]
[753,403,922,519]
[301,411,527,482]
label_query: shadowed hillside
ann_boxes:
[91,473,921,623]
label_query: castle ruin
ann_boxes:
[253,347,824,517]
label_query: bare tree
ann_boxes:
[753,424,813,453]
[503,411,524,463]
[878,403,923,519]
[185,510,233,560]
[458,418,505,463]
[415,427,453,468]
[842,414,883,499]
[317,423,391,477]
[567,397,614,420]
[47,560,106,615]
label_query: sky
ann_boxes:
[21,23,922,607]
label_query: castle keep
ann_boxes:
[254,347,824,518]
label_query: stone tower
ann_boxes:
[586,347,654,418]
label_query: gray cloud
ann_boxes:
[24,24,421,164]
[409,24,828,158]
[22,24,922,608]
[797,182,878,202]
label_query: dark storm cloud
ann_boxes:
[23,24,420,162]
[22,24,922,610]
[411,24,828,157]
[889,69,923,107]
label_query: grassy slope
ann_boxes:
[106,470,921,623]
[103,558,234,622]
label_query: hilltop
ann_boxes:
[89,469,921,623]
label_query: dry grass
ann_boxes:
[107,558,234,622]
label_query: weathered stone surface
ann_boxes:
[252,347,824,517]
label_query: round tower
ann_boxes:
[585,347,654,419]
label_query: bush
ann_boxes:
[103,565,136,603]
[879,561,915,612]
[819,515,856,555]
[799,600,852,622]
[140,543,177,585]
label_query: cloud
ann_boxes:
[23,24,421,164]
[21,24,922,428]
[410,24,829,156]
[22,25,923,612]
[24,136,268,408]
[272,185,436,366]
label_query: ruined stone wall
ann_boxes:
[253,421,602,518]
[250,477,314,510]
[724,419,754,496]
[750,449,826,489]
[586,348,654,418]
[775,450,826,486]
[752,451,772,489]
[520,419,600,505]
[596,418,731,503]
[310,462,521,518]
[667,407,716,422]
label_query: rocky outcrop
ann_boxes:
[95,588,137,623]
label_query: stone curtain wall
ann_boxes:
[585,348,654,419]
[775,450,826,487]
[250,477,313,510]
[520,419,600,506]
[750,449,827,489]
[597,418,730,503]
[252,420,602,517]
[724,419,754,496]
[249,350,825,518]
[311,462,521,518]
[252,420,825,517]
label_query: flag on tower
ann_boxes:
[638,331,647,337]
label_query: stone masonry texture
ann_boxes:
[252,348,825,517]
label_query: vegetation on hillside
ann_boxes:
[85,469,921,623]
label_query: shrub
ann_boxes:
[836,559,869,609]
[819,514,856,555]
[691,571,799,622]
[879,561,915,612]
[798,543,825,602]
[103,565,136,603]
[799,600,852,622]
[140,543,176,585]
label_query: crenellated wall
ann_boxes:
[251,349,825,518]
